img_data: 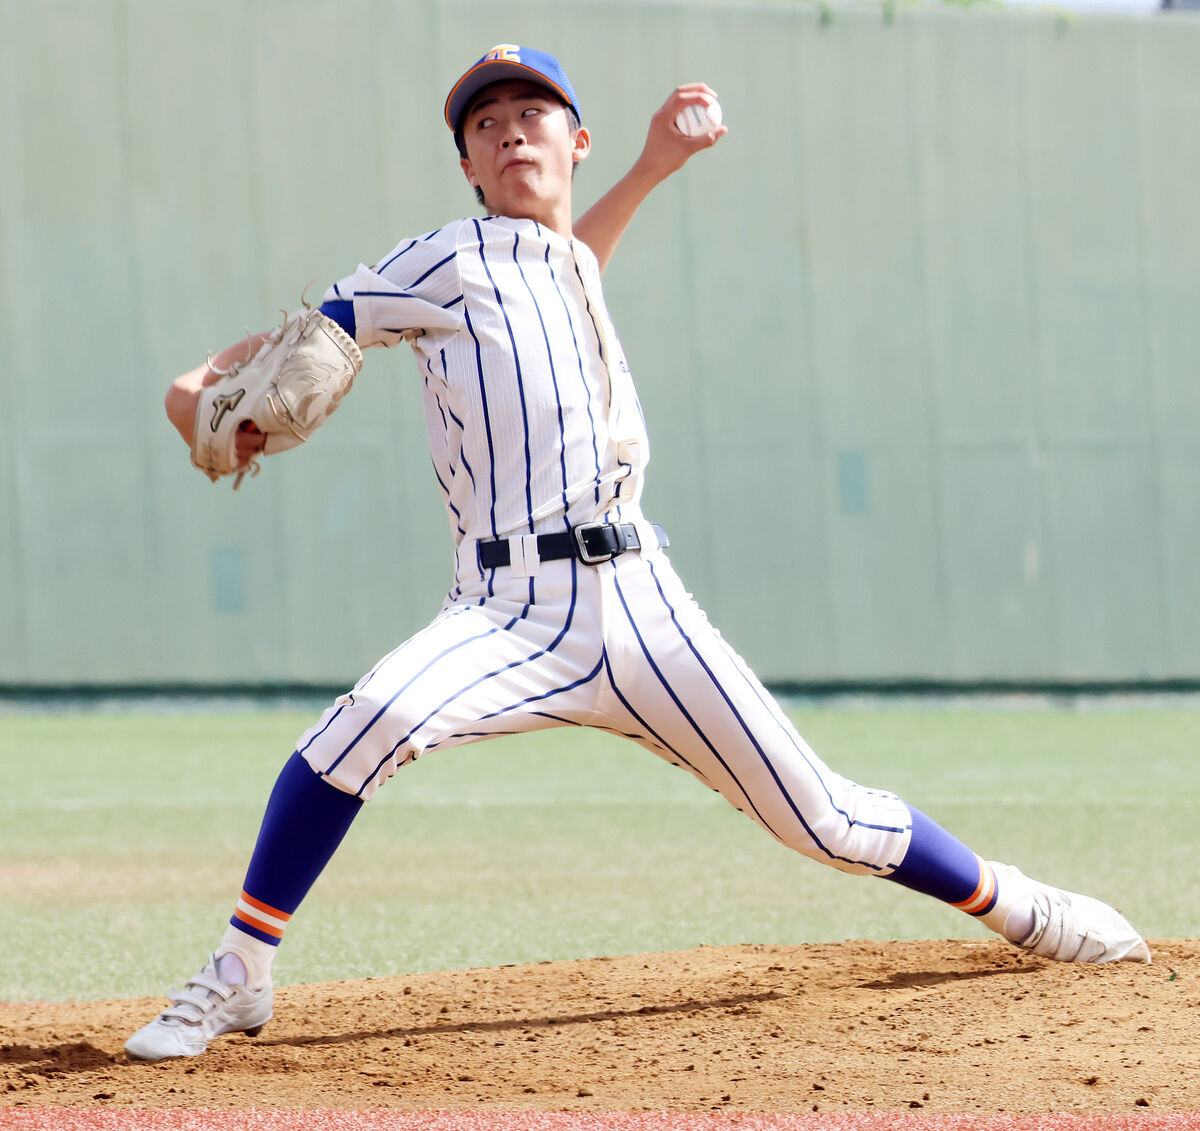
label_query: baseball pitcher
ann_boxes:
[127,45,1149,1063]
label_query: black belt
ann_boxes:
[477,522,669,570]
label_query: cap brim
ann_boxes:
[444,61,575,131]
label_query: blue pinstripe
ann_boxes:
[517,233,573,525]
[461,299,498,549]
[640,556,908,841]
[336,561,585,796]
[475,225,536,527]
[598,652,718,786]
[301,623,504,780]
[428,654,605,752]
[613,558,904,871]
[465,222,503,540]
[604,573,788,843]
[376,229,446,276]
[568,257,616,508]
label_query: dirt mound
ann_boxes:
[3,940,1198,1114]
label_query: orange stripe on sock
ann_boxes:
[239,890,292,923]
[951,859,996,916]
[233,908,286,939]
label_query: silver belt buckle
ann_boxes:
[573,522,620,564]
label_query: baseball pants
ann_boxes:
[296,545,914,877]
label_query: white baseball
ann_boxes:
[674,98,723,138]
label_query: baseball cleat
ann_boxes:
[124,955,273,1061]
[991,863,1151,964]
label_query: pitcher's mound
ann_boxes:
[3,939,1198,1113]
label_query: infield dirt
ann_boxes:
[3,939,1199,1115]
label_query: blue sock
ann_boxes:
[229,751,364,946]
[886,807,998,917]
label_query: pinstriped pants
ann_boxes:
[296,546,914,877]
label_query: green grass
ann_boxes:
[1,702,1197,1001]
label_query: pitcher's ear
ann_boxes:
[571,126,591,164]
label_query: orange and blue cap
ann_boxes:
[444,45,581,133]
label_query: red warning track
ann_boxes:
[1,1112,1198,1130]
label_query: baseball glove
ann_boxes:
[192,306,363,488]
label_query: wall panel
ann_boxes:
[1,0,1197,686]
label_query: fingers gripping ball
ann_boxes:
[674,97,723,138]
[192,308,363,488]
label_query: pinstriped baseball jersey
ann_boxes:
[323,217,647,550]
[300,212,916,878]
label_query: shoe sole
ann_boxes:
[126,1026,267,1062]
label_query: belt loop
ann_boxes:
[509,534,541,578]
[630,519,663,556]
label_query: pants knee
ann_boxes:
[768,781,913,878]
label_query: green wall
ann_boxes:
[2,0,1199,687]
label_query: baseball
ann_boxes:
[674,98,723,138]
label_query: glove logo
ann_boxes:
[208,388,246,434]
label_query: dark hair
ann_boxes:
[454,100,582,207]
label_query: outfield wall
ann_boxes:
[2,0,1199,687]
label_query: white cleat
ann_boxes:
[124,955,274,1061]
[990,863,1151,964]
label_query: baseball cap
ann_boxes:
[444,45,581,133]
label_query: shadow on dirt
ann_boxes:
[257,989,787,1050]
